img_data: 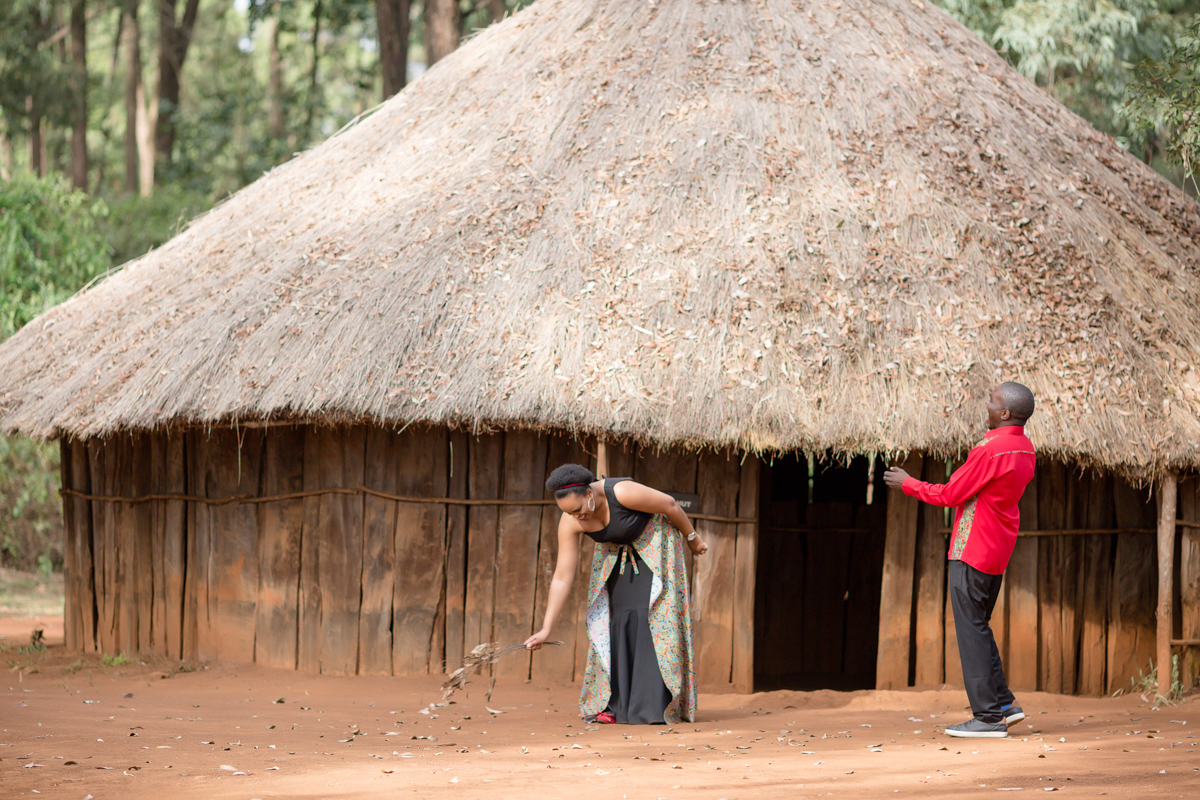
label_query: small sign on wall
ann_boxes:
[668,492,701,514]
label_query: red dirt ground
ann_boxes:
[2,615,1198,800]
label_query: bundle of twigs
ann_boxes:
[441,641,562,701]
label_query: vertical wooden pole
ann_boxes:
[359,428,398,675]
[256,427,305,670]
[694,449,739,690]
[493,431,549,678]
[1157,473,1177,694]
[1109,478,1158,692]
[444,430,471,669]
[1077,471,1114,695]
[913,459,946,686]
[596,438,608,479]
[297,427,323,672]
[203,429,264,664]
[876,452,922,689]
[532,434,592,683]
[1005,469,1040,691]
[114,437,137,655]
[464,433,502,650]
[1038,461,1067,693]
[391,426,448,676]
[159,433,187,660]
[732,453,759,693]
[59,439,78,652]
[1179,477,1200,690]
[68,440,96,653]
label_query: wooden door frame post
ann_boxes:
[876,452,923,689]
[596,438,608,479]
[1157,473,1178,695]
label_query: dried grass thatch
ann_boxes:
[1,0,1199,476]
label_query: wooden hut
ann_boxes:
[2,0,1199,696]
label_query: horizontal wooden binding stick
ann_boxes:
[59,485,754,523]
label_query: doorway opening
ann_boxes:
[754,453,888,691]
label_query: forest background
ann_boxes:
[0,0,1198,575]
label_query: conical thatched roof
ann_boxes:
[2,0,1199,475]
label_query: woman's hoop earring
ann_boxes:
[588,494,595,512]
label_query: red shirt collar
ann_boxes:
[984,425,1027,439]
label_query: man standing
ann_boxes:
[883,382,1037,738]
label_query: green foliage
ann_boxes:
[1123,656,1182,705]
[0,176,106,575]
[0,436,63,573]
[934,0,1200,182]
[18,627,46,654]
[1126,17,1200,177]
[0,175,112,340]
[100,186,214,266]
[0,0,72,137]
[101,653,133,667]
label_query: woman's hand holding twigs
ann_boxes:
[524,629,552,650]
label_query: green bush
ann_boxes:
[0,436,62,573]
[0,175,112,340]
[0,175,111,573]
[99,186,214,267]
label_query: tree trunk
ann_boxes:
[265,13,284,138]
[0,121,12,181]
[155,0,201,177]
[375,0,408,99]
[488,0,506,24]
[27,95,43,178]
[70,0,88,191]
[424,0,460,66]
[137,78,155,196]
[302,0,322,143]
[122,1,141,193]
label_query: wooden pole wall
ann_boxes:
[60,432,1185,700]
[61,426,761,692]
[1157,475,1177,694]
[865,457,1169,697]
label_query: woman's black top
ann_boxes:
[583,478,653,545]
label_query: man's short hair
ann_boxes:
[999,382,1035,422]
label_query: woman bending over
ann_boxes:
[525,463,707,724]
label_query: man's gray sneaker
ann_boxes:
[1003,705,1025,725]
[944,718,1008,738]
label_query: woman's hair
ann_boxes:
[546,463,595,499]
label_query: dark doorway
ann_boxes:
[754,454,888,691]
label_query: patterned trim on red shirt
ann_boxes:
[989,449,1036,458]
[950,495,979,560]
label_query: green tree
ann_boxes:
[935,0,1200,184]
[1126,16,1200,180]
[0,175,110,574]
[0,175,111,339]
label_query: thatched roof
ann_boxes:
[2,0,1199,476]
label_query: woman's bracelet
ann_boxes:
[686,531,698,541]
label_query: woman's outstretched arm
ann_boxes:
[524,516,581,649]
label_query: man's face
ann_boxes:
[986,387,1009,430]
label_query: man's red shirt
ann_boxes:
[901,425,1036,575]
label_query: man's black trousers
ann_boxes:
[948,559,1016,723]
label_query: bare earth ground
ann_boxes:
[2,612,1199,800]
